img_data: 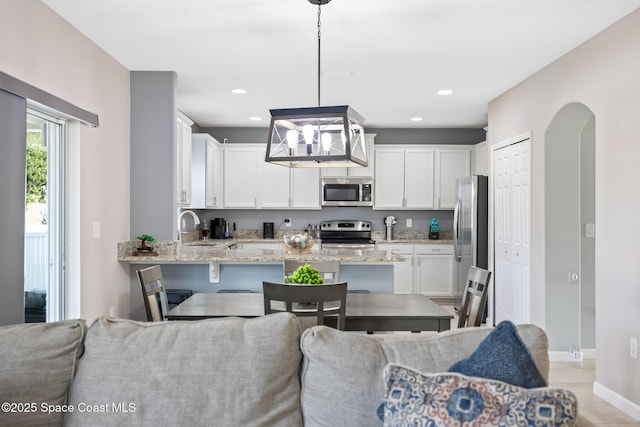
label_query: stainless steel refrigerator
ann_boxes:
[453,175,489,307]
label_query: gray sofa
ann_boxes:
[0,314,587,426]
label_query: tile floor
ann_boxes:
[549,360,640,426]
[439,305,640,425]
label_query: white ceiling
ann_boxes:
[42,0,640,129]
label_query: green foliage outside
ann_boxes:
[26,132,47,203]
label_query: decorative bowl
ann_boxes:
[283,234,314,253]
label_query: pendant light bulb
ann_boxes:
[321,132,332,152]
[286,129,299,149]
[303,124,314,145]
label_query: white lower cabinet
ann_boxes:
[378,243,414,294]
[415,244,455,296]
[378,243,455,296]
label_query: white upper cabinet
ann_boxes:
[190,133,222,209]
[374,145,470,210]
[405,148,435,208]
[259,146,320,209]
[223,145,259,208]
[373,147,406,208]
[321,134,376,178]
[290,168,321,208]
[434,148,470,209]
[260,148,291,208]
[222,145,320,209]
[471,141,488,176]
[176,112,193,207]
[374,146,435,209]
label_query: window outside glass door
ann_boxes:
[24,110,64,323]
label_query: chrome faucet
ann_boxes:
[177,210,201,240]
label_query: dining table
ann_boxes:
[165,292,453,332]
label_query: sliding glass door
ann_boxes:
[24,110,64,322]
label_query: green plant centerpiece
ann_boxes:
[136,234,156,251]
[284,264,324,284]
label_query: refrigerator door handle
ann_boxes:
[453,197,462,261]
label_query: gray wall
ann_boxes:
[193,207,453,236]
[488,9,640,406]
[130,71,177,240]
[544,103,595,352]
[195,126,486,145]
[580,115,596,350]
[0,89,27,325]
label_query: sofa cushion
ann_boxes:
[299,324,548,427]
[448,320,546,388]
[381,364,578,426]
[0,319,87,427]
[65,314,303,427]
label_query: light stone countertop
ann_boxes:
[117,239,405,264]
[117,228,456,265]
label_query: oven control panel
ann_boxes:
[320,220,372,231]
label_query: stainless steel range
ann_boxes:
[320,220,376,250]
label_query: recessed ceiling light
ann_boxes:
[231,88,247,94]
[249,116,262,121]
[437,89,453,96]
[410,117,424,122]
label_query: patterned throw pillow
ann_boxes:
[382,364,578,427]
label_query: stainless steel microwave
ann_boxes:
[321,177,373,207]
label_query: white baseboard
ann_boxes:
[593,381,640,421]
[548,348,596,362]
[548,351,577,361]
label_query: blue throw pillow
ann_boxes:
[448,320,546,388]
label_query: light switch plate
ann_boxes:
[585,223,595,238]
[92,221,101,238]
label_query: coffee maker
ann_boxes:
[211,218,228,239]
[263,222,275,239]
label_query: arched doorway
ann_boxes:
[544,103,595,355]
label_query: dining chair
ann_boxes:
[137,265,170,322]
[283,260,340,283]
[262,281,348,330]
[457,266,492,328]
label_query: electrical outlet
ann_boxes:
[406,218,412,228]
[585,223,596,238]
[284,218,292,227]
[109,306,116,317]
[631,337,638,359]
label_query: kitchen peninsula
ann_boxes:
[119,238,404,319]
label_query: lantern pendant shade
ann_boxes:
[265,105,367,168]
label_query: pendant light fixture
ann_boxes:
[265,0,367,168]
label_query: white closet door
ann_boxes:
[493,138,531,324]
[494,145,513,323]
[510,140,531,324]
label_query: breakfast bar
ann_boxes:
[118,239,404,320]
